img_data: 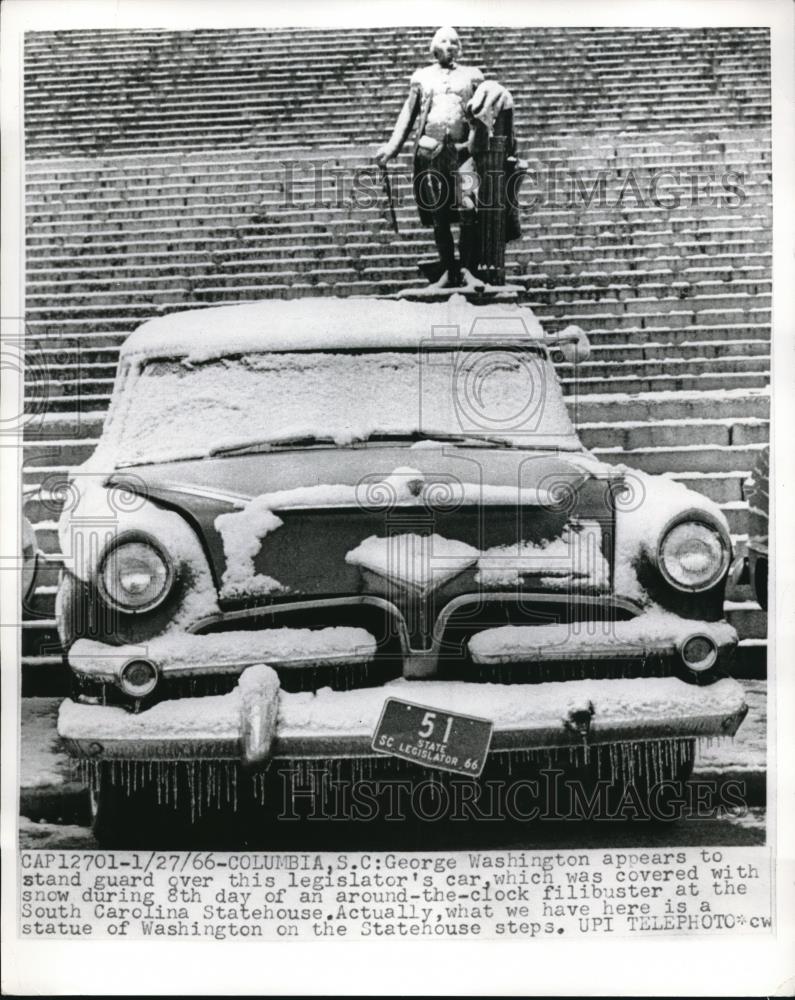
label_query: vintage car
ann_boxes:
[54,296,747,843]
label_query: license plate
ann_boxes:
[371,698,493,777]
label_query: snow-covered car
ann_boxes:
[55,296,747,843]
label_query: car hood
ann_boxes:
[107,446,621,613]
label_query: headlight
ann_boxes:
[658,520,729,591]
[120,658,159,698]
[98,537,174,611]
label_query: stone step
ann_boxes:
[26,119,769,156]
[23,174,771,218]
[30,270,770,306]
[593,442,765,474]
[578,416,769,450]
[25,69,769,94]
[24,214,772,247]
[572,388,769,424]
[670,470,750,504]
[23,150,770,194]
[23,67,768,103]
[25,249,773,283]
[24,123,770,167]
[722,502,750,536]
[25,102,767,134]
[29,44,765,70]
[23,167,772,208]
[24,216,772,250]
[25,89,766,121]
[26,269,765,311]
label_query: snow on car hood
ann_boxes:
[104,447,619,606]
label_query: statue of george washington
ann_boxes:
[375,26,524,298]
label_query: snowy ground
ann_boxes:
[17,809,766,850]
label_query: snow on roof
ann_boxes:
[121,295,547,363]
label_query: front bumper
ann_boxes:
[58,667,748,765]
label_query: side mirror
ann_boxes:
[546,325,591,365]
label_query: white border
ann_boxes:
[2,0,793,995]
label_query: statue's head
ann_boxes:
[429,26,461,65]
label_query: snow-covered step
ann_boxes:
[722,500,751,535]
[669,470,749,504]
[578,417,768,450]
[570,389,769,424]
[592,441,766,474]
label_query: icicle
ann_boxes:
[190,762,197,822]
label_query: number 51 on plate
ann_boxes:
[371,698,494,777]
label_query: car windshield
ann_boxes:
[111,347,582,466]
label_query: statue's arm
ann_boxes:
[468,77,514,118]
[376,74,422,164]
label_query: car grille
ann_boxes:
[85,594,674,711]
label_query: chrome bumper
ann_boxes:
[58,668,748,765]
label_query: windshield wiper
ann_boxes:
[208,429,555,458]
[209,434,337,457]
[361,431,517,449]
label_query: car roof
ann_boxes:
[121,295,547,364]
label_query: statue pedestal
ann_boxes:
[393,282,523,303]
[394,261,523,303]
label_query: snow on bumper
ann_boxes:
[67,626,377,687]
[468,612,737,665]
[58,668,748,765]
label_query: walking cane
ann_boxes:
[379,164,399,234]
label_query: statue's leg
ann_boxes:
[459,215,478,272]
[431,204,458,285]
[418,162,458,287]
